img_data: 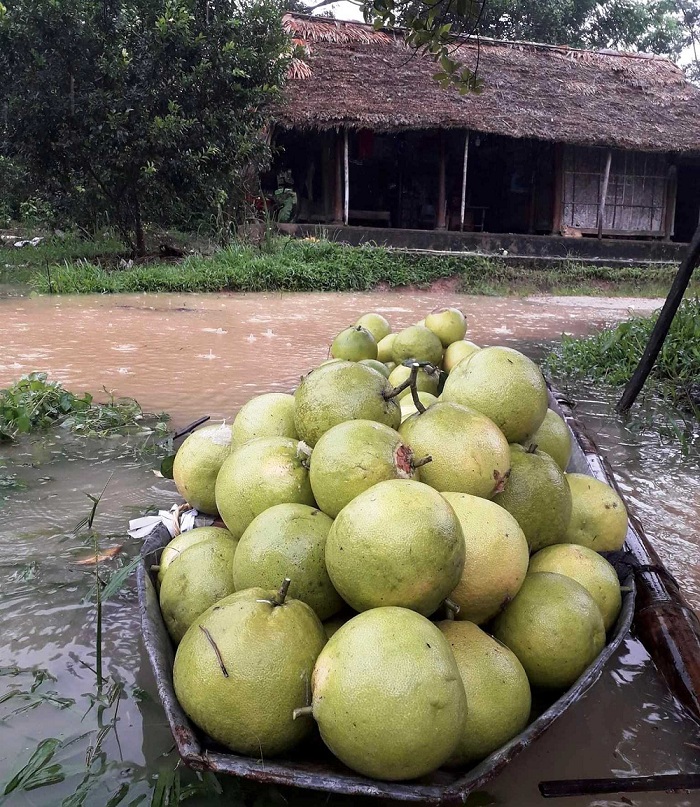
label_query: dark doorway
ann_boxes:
[674,163,700,243]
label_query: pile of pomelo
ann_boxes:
[157,308,628,781]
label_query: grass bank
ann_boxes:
[546,297,700,414]
[27,239,698,297]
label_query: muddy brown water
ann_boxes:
[1,291,699,807]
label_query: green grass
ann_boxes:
[546,297,700,413]
[1,233,125,286]
[21,238,696,297]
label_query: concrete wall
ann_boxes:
[279,224,686,264]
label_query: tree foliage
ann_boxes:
[0,0,289,254]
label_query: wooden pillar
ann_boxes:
[343,128,349,226]
[459,131,470,232]
[664,163,678,242]
[597,149,612,239]
[333,130,343,224]
[552,144,563,234]
[436,131,447,230]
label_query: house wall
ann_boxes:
[561,146,669,236]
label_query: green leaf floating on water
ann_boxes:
[160,455,176,479]
[3,737,64,795]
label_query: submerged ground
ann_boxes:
[1,289,699,806]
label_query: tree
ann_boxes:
[0,0,289,255]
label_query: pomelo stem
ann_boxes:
[273,577,292,606]
[412,455,433,468]
[526,443,539,454]
[444,598,460,620]
[150,564,160,573]
[292,705,313,720]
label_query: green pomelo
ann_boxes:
[441,346,548,443]
[232,503,343,621]
[493,572,606,689]
[387,363,440,400]
[442,493,529,624]
[522,408,572,471]
[215,437,314,539]
[376,333,397,363]
[392,325,443,366]
[293,362,401,447]
[359,359,390,378]
[493,444,572,552]
[529,543,622,631]
[159,534,237,644]
[311,607,467,780]
[325,479,465,615]
[158,526,235,586]
[309,420,417,518]
[444,340,480,373]
[355,312,391,343]
[425,307,467,348]
[399,402,511,498]
[231,393,297,449]
[437,620,531,765]
[330,326,377,361]
[400,391,438,422]
[173,586,325,757]
[172,423,232,515]
[564,473,628,552]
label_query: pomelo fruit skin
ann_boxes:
[355,313,391,343]
[387,363,440,400]
[330,326,377,361]
[159,533,238,644]
[215,437,315,539]
[493,572,606,689]
[293,361,401,448]
[399,402,511,498]
[173,423,232,515]
[311,607,467,780]
[529,543,622,631]
[400,391,438,422]
[392,325,443,366]
[325,479,465,615]
[441,346,548,443]
[231,393,297,449]
[173,587,325,757]
[425,307,467,348]
[442,493,529,624]
[158,525,235,586]
[444,340,480,373]
[359,359,390,378]
[522,408,572,471]
[232,503,343,621]
[309,420,417,519]
[564,473,628,552]
[493,444,572,552]
[376,333,397,363]
[437,620,531,765]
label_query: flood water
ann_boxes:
[1,290,699,807]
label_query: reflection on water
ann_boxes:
[1,291,699,806]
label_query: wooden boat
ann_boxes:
[137,390,642,805]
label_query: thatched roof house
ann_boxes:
[272,14,700,243]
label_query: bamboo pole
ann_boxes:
[436,131,446,230]
[597,149,612,239]
[460,131,470,232]
[343,129,349,226]
[618,221,700,412]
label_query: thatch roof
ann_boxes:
[278,13,700,154]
